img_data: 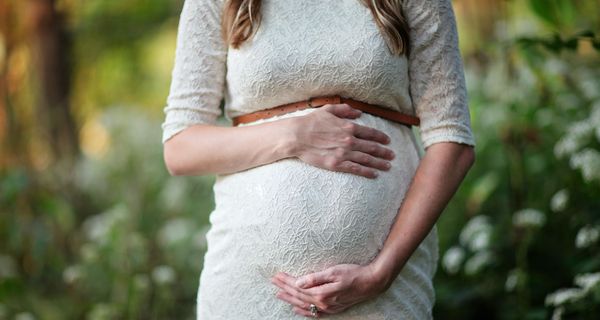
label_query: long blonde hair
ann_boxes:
[221,0,410,56]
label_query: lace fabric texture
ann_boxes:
[161,0,476,319]
[161,0,476,149]
[198,108,440,319]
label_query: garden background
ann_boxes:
[1,0,599,319]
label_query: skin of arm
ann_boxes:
[164,104,395,177]
[163,118,297,176]
[271,141,475,317]
[372,141,475,286]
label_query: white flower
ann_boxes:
[63,265,83,284]
[544,288,586,306]
[575,225,600,249]
[554,120,593,158]
[513,208,546,228]
[544,58,568,75]
[459,216,493,251]
[152,265,176,285]
[551,306,564,320]
[464,251,494,276]
[505,269,520,292]
[442,246,465,274]
[158,218,194,248]
[14,312,36,320]
[470,231,492,251]
[554,136,578,158]
[84,214,111,243]
[82,203,129,245]
[569,148,600,183]
[159,178,189,212]
[550,189,569,212]
[574,272,600,292]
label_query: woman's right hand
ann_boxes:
[288,103,396,179]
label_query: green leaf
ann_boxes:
[528,0,560,27]
[528,0,577,28]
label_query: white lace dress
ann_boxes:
[161,0,476,319]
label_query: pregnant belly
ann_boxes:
[205,110,422,277]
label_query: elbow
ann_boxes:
[163,138,211,176]
[165,161,182,177]
[461,145,476,169]
[163,139,186,176]
[163,127,219,176]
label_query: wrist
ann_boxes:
[272,117,301,159]
[369,257,398,292]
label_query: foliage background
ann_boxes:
[1,0,599,319]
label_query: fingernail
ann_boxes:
[373,171,379,178]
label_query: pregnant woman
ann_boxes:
[161,0,476,318]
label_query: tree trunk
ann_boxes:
[26,0,79,165]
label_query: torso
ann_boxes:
[196,1,438,319]
[223,0,414,121]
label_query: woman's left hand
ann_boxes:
[270,263,388,317]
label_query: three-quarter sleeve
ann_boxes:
[403,0,476,150]
[161,0,228,144]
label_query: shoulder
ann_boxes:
[179,0,226,24]
[182,0,226,12]
[402,0,459,37]
[402,0,451,22]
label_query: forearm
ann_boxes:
[370,142,475,289]
[163,118,298,176]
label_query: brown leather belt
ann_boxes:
[231,94,420,127]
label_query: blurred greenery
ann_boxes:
[1,0,599,319]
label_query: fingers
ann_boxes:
[322,103,363,119]
[273,273,343,314]
[349,139,396,161]
[292,306,321,318]
[276,290,312,311]
[300,103,398,179]
[276,289,323,318]
[296,270,335,289]
[334,160,379,179]
[322,138,395,179]
[275,291,336,318]
[292,307,316,318]
[271,275,314,305]
[327,148,392,179]
[272,276,334,317]
[322,104,392,146]
[345,150,393,172]
[342,121,391,146]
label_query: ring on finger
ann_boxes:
[309,303,319,318]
